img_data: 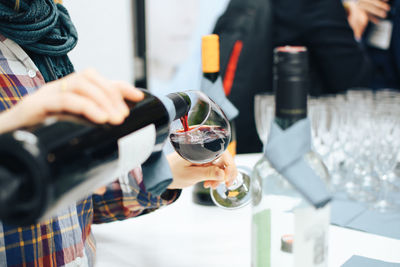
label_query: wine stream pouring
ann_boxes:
[0,90,191,226]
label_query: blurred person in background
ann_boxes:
[273,0,372,95]
[346,0,400,89]
[214,0,372,153]
[0,1,236,266]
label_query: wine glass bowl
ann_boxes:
[169,124,229,164]
[169,91,251,209]
[169,91,230,164]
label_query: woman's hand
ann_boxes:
[345,1,369,40]
[166,150,238,190]
[356,0,391,24]
[0,68,144,133]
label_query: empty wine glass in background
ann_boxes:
[169,91,251,209]
[345,106,379,203]
[371,93,400,212]
[254,93,275,150]
[291,88,400,212]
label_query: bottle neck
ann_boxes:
[273,46,309,130]
[203,72,219,83]
[166,92,191,121]
[201,34,220,83]
[274,81,307,130]
[274,116,304,130]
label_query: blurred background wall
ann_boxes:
[63,0,134,82]
[63,0,229,93]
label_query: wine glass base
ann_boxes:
[210,168,251,209]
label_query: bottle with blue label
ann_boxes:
[251,46,331,267]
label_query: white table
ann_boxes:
[92,154,400,267]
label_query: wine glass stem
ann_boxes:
[375,173,392,211]
[227,172,243,190]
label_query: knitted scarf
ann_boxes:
[0,0,78,81]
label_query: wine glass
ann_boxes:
[254,93,274,150]
[371,94,400,212]
[169,91,251,209]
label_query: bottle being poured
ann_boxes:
[0,90,191,226]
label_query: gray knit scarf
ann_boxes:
[0,0,78,81]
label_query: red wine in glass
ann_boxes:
[180,114,190,132]
[169,90,250,209]
[170,125,229,164]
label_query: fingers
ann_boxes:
[346,4,369,39]
[166,151,238,190]
[76,69,130,123]
[67,73,125,124]
[203,151,238,189]
[192,165,225,189]
[43,69,146,125]
[69,69,145,124]
[46,92,110,124]
[367,14,381,24]
[111,80,145,102]
[204,180,221,189]
[358,0,390,19]
[10,68,145,128]
[84,70,129,112]
[93,186,107,195]
[217,151,238,187]
[205,166,226,181]
[82,70,144,111]
[224,164,237,187]
[202,152,238,189]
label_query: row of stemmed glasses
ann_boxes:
[310,89,400,212]
[372,91,400,211]
[254,89,400,213]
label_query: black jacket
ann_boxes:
[216,0,372,153]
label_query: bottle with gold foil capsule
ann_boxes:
[192,34,237,206]
[251,46,331,267]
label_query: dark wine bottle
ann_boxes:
[192,34,237,206]
[0,90,191,226]
[273,46,308,129]
[251,46,331,266]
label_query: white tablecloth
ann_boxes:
[92,154,400,267]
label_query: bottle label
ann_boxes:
[293,204,330,267]
[252,209,271,267]
[40,125,156,221]
[118,124,156,178]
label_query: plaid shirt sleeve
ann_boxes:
[0,20,181,267]
[0,35,181,222]
[92,168,181,224]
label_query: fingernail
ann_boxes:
[112,112,125,124]
[98,112,109,123]
[119,103,130,116]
